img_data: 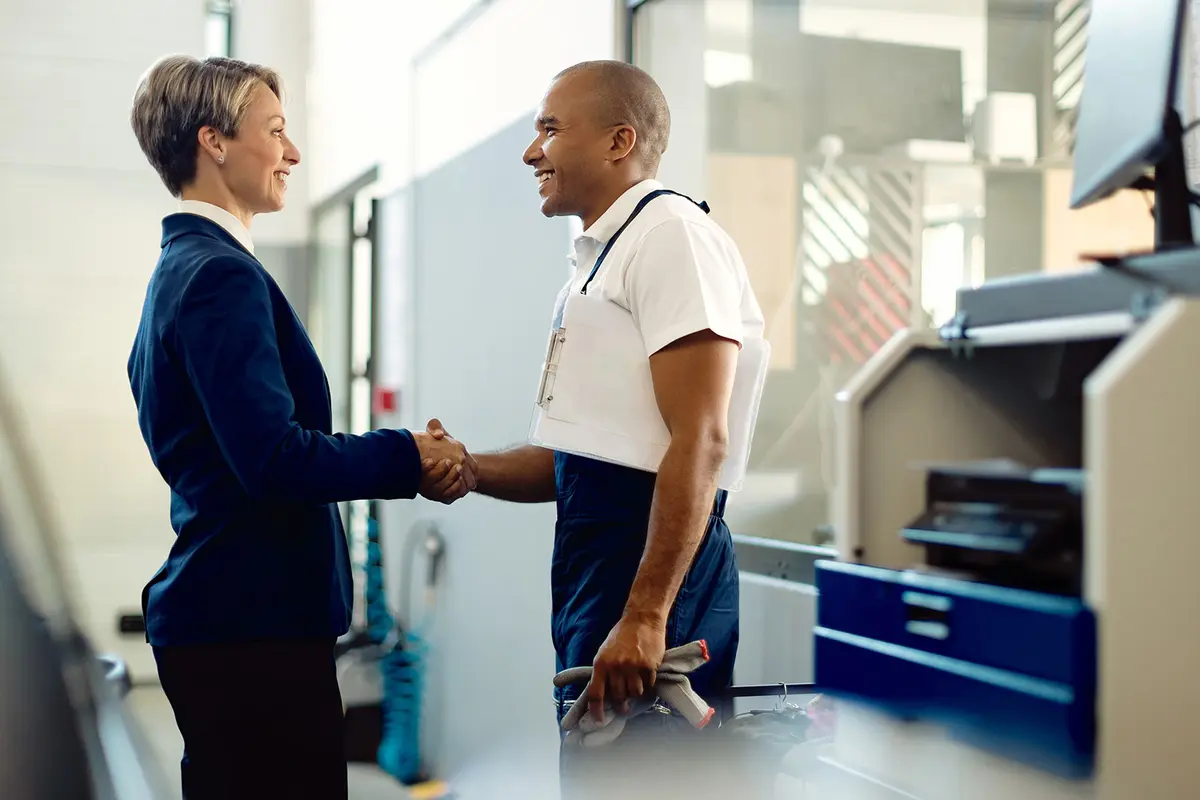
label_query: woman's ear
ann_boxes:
[197,126,225,165]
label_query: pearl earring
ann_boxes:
[217,155,225,165]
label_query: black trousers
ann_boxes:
[153,638,347,800]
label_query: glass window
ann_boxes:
[632,0,1161,544]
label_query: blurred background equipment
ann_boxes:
[0,363,172,799]
[814,0,1200,796]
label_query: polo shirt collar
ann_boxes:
[578,179,664,246]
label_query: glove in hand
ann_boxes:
[553,640,716,748]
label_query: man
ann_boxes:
[430,60,765,794]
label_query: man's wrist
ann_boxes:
[472,452,496,494]
[622,598,669,630]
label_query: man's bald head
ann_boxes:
[553,60,671,172]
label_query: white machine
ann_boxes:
[815,301,1200,799]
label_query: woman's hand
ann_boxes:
[413,420,478,503]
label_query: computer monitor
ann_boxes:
[1069,0,1192,249]
[706,34,966,157]
[794,34,967,154]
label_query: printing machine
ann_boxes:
[797,1,1200,797]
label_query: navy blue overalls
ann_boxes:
[550,190,741,723]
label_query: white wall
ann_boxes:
[381,130,571,794]
[399,3,618,783]
[411,0,619,180]
[0,0,312,681]
[233,0,313,245]
[306,0,480,201]
[305,0,620,785]
[307,0,622,197]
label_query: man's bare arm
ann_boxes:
[422,420,555,504]
[474,445,557,503]
[622,329,738,626]
[583,330,738,721]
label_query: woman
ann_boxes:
[126,55,472,799]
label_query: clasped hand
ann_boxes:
[413,418,478,504]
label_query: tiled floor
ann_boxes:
[125,687,410,799]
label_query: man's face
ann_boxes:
[522,74,611,220]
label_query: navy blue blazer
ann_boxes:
[128,213,421,647]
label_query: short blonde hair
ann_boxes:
[130,55,283,196]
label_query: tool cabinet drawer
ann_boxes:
[814,561,1095,779]
[816,560,1094,685]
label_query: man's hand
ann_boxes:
[415,419,478,503]
[584,613,667,724]
[418,458,469,503]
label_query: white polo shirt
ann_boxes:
[555,179,765,358]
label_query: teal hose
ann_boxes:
[364,519,427,784]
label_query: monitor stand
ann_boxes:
[1151,109,1194,251]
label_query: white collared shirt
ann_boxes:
[178,199,255,256]
[561,179,765,357]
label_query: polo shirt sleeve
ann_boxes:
[174,256,421,504]
[624,218,745,357]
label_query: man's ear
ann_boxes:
[609,124,638,163]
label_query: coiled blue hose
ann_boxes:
[378,628,428,783]
[364,519,428,784]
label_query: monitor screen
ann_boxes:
[706,33,966,157]
[1070,0,1189,209]
[795,34,967,154]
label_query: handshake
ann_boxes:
[411,418,478,504]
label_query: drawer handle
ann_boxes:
[905,620,950,640]
[903,591,952,640]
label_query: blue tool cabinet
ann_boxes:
[814,560,1096,779]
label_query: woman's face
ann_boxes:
[224,83,300,215]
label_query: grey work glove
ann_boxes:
[553,640,716,748]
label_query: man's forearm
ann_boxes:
[623,435,727,626]
[474,445,557,503]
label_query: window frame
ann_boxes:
[205,0,235,59]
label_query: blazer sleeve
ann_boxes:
[173,255,422,504]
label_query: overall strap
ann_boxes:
[580,189,710,295]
